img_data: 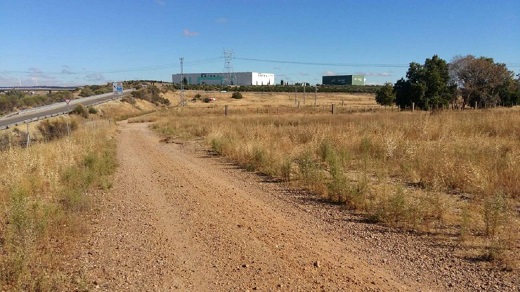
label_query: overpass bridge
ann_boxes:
[0,86,78,93]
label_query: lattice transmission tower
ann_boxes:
[223,49,237,86]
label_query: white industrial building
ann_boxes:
[172,72,275,86]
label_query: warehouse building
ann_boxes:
[322,75,365,86]
[172,72,275,86]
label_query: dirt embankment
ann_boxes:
[71,122,518,291]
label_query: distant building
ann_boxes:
[322,75,365,86]
[172,72,275,86]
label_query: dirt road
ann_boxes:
[76,121,518,291]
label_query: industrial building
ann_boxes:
[322,75,365,86]
[172,72,275,86]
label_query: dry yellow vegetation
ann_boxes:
[163,90,383,110]
[153,92,520,269]
[0,117,118,290]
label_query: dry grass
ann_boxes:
[153,99,520,269]
[96,99,157,121]
[0,96,159,290]
[0,117,117,290]
[164,90,383,110]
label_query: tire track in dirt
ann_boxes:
[79,121,423,291]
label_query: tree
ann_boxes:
[449,55,514,108]
[498,73,520,106]
[422,55,454,109]
[393,55,452,110]
[375,82,395,106]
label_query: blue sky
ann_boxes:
[1,0,519,86]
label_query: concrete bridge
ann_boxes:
[0,86,78,93]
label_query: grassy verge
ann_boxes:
[153,107,520,269]
[0,119,117,290]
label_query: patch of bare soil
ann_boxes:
[71,122,518,291]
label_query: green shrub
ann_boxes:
[37,118,77,141]
[131,86,170,105]
[88,106,98,114]
[296,151,326,194]
[231,92,243,99]
[483,192,509,238]
[280,159,292,182]
[121,96,136,104]
[70,104,89,118]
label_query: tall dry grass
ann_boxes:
[0,118,117,290]
[154,107,520,268]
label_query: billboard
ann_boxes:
[322,75,365,86]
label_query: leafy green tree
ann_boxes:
[393,55,452,110]
[375,82,395,106]
[422,55,454,108]
[498,74,520,106]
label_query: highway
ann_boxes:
[0,90,133,130]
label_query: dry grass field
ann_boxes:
[154,91,520,269]
[0,100,154,290]
[0,118,117,290]
[162,90,383,111]
[1,91,518,289]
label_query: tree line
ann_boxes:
[375,55,520,110]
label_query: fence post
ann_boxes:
[314,87,317,106]
[331,104,336,115]
[294,86,297,106]
[303,85,306,105]
[412,102,415,112]
[225,105,229,116]
[26,123,30,148]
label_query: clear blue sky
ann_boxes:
[1,0,519,86]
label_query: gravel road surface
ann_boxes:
[72,121,518,291]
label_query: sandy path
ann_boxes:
[77,121,517,291]
[78,121,409,291]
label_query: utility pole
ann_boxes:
[180,57,185,106]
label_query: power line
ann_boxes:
[235,57,520,69]
[0,57,223,75]
[2,56,517,77]
[234,57,409,68]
